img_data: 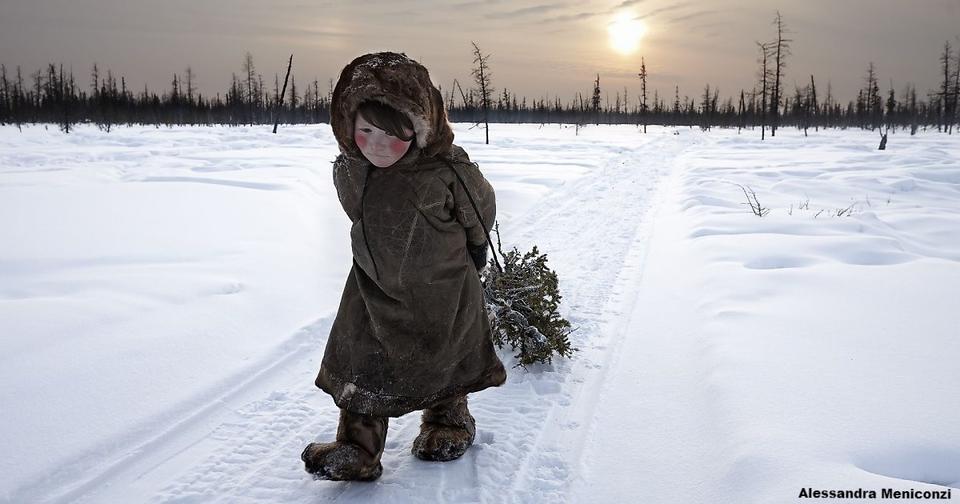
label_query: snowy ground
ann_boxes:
[1,123,958,503]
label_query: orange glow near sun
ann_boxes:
[608,13,647,55]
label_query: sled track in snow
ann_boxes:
[490,134,694,502]
[29,133,694,504]
[14,319,332,504]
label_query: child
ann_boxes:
[301,52,506,481]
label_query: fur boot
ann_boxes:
[302,409,388,481]
[411,395,476,462]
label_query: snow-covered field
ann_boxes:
[1,123,958,503]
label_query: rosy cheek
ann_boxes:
[389,138,410,156]
[354,132,367,150]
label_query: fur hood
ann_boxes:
[330,52,455,160]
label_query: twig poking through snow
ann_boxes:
[736,184,770,217]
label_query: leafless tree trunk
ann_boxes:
[273,54,293,134]
[756,41,772,140]
[591,74,601,125]
[638,57,648,133]
[289,75,298,110]
[90,63,100,97]
[452,78,469,109]
[809,75,819,131]
[471,41,493,144]
[242,52,256,107]
[673,85,680,125]
[938,41,952,133]
[940,42,960,135]
[623,86,629,118]
[701,83,712,131]
[738,89,745,133]
[908,84,918,135]
[185,66,195,105]
[954,50,960,134]
[770,11,791,137]
[864,62,881,130]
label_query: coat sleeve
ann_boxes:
[450,159,496,248]
[332,154,370,223]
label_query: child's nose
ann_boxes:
[372,134,391,149]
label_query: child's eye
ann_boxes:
[384,132,395,137]
[359,128,372,133]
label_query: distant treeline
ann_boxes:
[1,49,957,135]
[446,79,946,135]
[0,59,331,133]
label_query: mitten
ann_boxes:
[468,243,488,272]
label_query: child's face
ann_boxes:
[354,114,414,168]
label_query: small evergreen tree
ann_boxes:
[482,226,574,366]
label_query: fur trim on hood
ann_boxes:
[331,52,455,160]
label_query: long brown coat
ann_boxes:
[315,52,506,417]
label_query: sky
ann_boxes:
[1,0,958,107]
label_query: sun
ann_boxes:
[608,13,646,55]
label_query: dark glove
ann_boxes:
[468,243,488,272]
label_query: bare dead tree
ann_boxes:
[242,52,256,107]
[0,65,7,115]
[809,75,819,131]
[701,83,713,130]
[90,63,100,98]
[273,74,280,104]
[273,54,293,134]
[591,74,601,125]
[878,81,893,149]
[954,38,960,134]
[471,41,493,144]
[453,78,470,108]
[863,62,882,130]
[289,74,298,110]
[673,85,680,124]
[638,57,648,133]
[185,66,195,106]
[824,81,834,127]
[907,83,918,135]
[939,41,953,133]
[258,74,265,109]
[738,89,746,132]
[770,11,792,137]
[756,41,773,140]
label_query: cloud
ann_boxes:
[268,26,355,38]
[450,0,504,7]
[612,0,649,9]
[634,1,692,21]
[666,9,720,24]
[486,2,570,20]
[539,10,600,24]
